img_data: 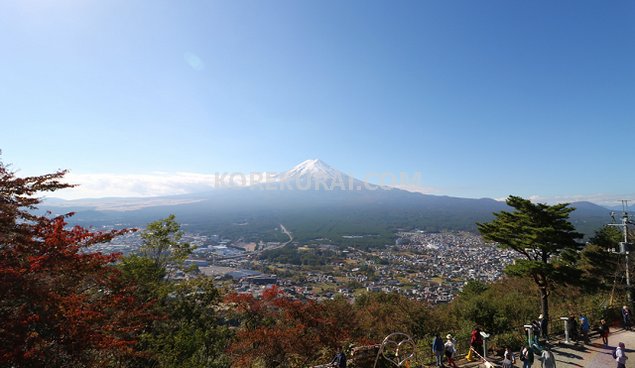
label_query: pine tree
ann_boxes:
[477,195,582,335]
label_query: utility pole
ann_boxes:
[609,200,634,307]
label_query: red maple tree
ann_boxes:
[226,286,345,367]
[0,160,156,367]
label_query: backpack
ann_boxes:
[613,348,618,359]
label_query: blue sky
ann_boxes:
[1,0,634,203]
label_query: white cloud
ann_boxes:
[526,193,635,207]
[53,172,220,200]
[52,171,280,200]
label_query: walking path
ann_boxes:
[536,329,635,368]
[470,329,635,368]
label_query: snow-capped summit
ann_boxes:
[283,159,344,181]
[241,159,380,191]
[258,159,376,191]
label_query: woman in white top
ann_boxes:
[616,342,628,368]
[444,334,458,368]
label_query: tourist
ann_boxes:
[432,332,445,368]
[532,319,542,345]
[599,319,609,346]
[539,314,548,340]
[465,326,483,362]
[616,342,628,368]
[501,346,515,368]
[579,314,590,344]
[567,314,579,342]
[444,334,458,368]
[622,306,632,331]
[538,348,556,368]
[520,345,534,368]
[331,346,346,368]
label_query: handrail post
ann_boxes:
[480,331,490,359]
[560,317,572,344]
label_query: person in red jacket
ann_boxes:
[465,326,483,362]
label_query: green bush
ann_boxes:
[489,331,526,352]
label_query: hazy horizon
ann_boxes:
[41,158,631,207]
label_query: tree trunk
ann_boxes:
[540,286,549,335]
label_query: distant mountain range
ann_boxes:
[42,159,613,246]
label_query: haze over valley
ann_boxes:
[43,159,612,247]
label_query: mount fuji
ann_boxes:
[42,159,611,246]
[252,159,380,191]
[282,159,344,181]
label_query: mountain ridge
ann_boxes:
[41,160,613,243]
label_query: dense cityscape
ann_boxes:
[95,228,517,304]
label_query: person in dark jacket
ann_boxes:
[567,314,579,342]
[622,306,632,331]
[432,332,445,367]
[520,345,534,368]
[331,346,346,368]
[599,319,609,346]
[539,314,548,340]
[501,346,515,368]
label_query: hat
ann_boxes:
[446,334,453,340]
[538,314,543,319]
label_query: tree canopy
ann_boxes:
[139,214,192,273]
[477,195,583,332]
[0,160,157,367]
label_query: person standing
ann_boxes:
[579,314,590,344]
[432,332,445,368]
[520,345,534,368]
[501,346,515,368]
[331,346,346,368]
[622,306,632,331]
[539,314,548,340]
[444,334,458,368]
[616,342,628,368]
[599,319,610,346]
[532,319,542,345]
[567,314,579,342]
[538,348,556,368]
[466,326,483,362]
